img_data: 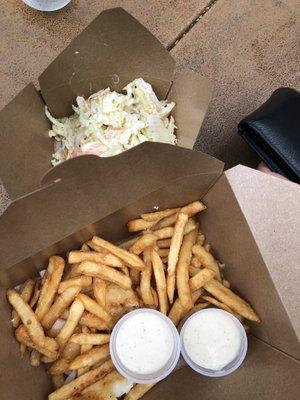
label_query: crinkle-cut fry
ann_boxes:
[35,256,65,321]
[48,359,114,400]
[69,250,124,268]
[69,344,110,370]
[56,298,85,352]
[167,212,189,303]
[49,342,81,375]
[140,247,154,306]
[181,200,207,216]
[196,234,205,245]
[15,325,58,359]
[70,333,110,346]
[157,238,171,248]
[129,268,140,286]
[189,265,201,277]
[78,293,111,322]
[177,230,198,311]
[157,248,169,257]
[42,286,81,330]
[76,261,132,290]
[118,236,140,250]
[141,207,181,222]
[29,279,41,309]
[189,268,215,291]
[92,236,146,270]
[51,374,65,390]
[129,233,158,255]
[58,276,92,294]
[93,278,106,307]
[12,279,35,328]
[106,284,139,308]
[192,244,222,281]
[168,289,202,326]
[124,383,156,400]
[151,249,168,315]
[204,279,261,322]
[30,349,41,367]
[127,218,158,232]
[7,288,47,347]
[201,295,243,321]
[191,256,202,268]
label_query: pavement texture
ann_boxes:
[0,0,299,213]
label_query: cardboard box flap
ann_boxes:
[202,166,300,359]
[0,83,52,200]
[39,8,175,118]
[0,143,223,277]
[167,70,212,149]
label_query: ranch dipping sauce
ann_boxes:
[110,309,181,383]
[181,309,248,377]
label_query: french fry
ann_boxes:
[29,279,41,309]
[15,325,58,359]
[41,355,56,363]
[48,359,114,400]
[127,218,157,232]
[189,265,201,277]
[118,236,140,250]
[151,288,159,309]
[191,256,202,268]
[19,342,26,357]
[141,207,180,222]
[51,374,65,390]
[80,370,128,398]
[12,279,35,328]
[56,298,85,352]
[204,243,211,252]
[189,268,215,291]
[42,286,81,330]
[77,326,92,377]
[30,349,41,367]
[201,295,243,321]
[78,293,111,322]
[81,243,90,251]
[69,250,124,268]
[70,333,110,346]
[222,279,231,289]
[151,249,168,314]
[181,200,206,216]
[58,276,92,294]
[79,311,111,331]
[92,236,146,270]
[153,213,178,229]
[35,256,65,320]
[140,247,154,306]
[93,278,106,307]
[192,245,221,281]
[167,212,189,303]
[49,342,81,375]
[196,234,205,245]
[106,284,139,308]
[152,227,174,239]
[76,261,132,290]
[121,266,130,276]
[168,289,202,326]
[129,233,157,255]
[69,344,110,370]
[124,383,155,400]
[177,230,197,311]
[157,248,169,257]
[204,279,261,322]
[157,238,171,248]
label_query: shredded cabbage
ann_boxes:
[46,78,177,166]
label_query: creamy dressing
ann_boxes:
[182,311,242,371]
[115,312,174,375]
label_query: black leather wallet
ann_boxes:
[238,87,300,183]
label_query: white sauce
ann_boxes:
[183,312,242,371]
[115,312,174,375]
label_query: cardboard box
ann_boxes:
[0,8,299,400]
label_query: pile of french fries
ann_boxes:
[7,201,260,400]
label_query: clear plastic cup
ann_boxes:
[22,0,71,12]
[110,308,181,384]
[180,308,248,377]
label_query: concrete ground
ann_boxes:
[0,0,299,212]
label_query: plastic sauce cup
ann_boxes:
[22,0,71,11]
[180,308,248,377]
[110,308,181,384]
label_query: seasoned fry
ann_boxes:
[78,293,111,322]
[140,247,154,306]
[151,249,168,314]
[129,233,157,255]
[58,276,92,294]
[181,200,206,216]
[51,374,65,390]
[70,333,110,346]
[189,268,215,291]
[56,298,85,351]
[157,238,171,248]
[69,344,110,370]
[204,279,261,322]
[30,349,41,367]
[35,256,65,320]
[42,286,81,330]
[141,207,180,222]
[167,212,189,303]
[124,383,155,400]
[15,325,58,359]
[77,261,132,290]
[127,218,157,232]
[12,279,35,328]
[48,359,114,400]
[69,250,124,268]
[93,278,106,307]
[192,245,221,281]
[201,295,243,321]
[177,230,197,311]
[168,289,202,326]
[92,236,146,270]
[153,213,178,229]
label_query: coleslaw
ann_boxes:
[46,78,177,166]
